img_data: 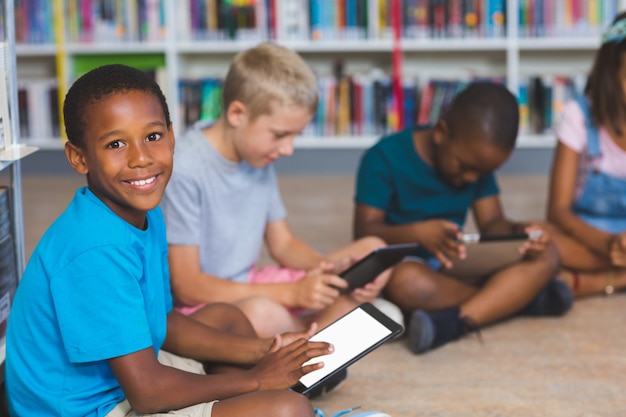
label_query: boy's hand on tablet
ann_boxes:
[416,220,464,269]
[251,335,333,390]
[349,270,391,303]
[520,224,547,259]
[293,262,347,310]
[328,253,358,275]
[279,323,318,347]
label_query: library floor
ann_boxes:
[16,173,626,417]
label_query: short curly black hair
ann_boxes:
[63,64,171,148]
[444,81,519,151]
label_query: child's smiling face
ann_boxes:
[65,89,175,228]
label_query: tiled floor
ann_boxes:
[13,173,626,416]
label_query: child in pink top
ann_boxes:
[548,12,626,297]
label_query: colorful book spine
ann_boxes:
[485,0,505,37]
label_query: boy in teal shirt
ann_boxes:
[354,82,573,354]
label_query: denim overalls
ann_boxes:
[571,96,626,233]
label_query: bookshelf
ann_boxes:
[0,0,38,366]
[12,0,624,152]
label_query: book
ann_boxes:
[416,80,435,125]
[448,0,464,38]
[17,78,58,140]
[0,187,17,340]
[485,0,505,38]
[518,79,530,135]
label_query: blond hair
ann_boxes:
[223,42,319,120]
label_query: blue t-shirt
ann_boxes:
[6,187,173,416]
[355,127,499,227]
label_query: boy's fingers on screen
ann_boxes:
[300,361,325,376]
[437,253,453,269]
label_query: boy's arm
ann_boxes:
[547,141,613,256]
[264,218,326,269]
[353,203,459,244]
[471,194,522,235]
[162,310,271,365]
[169,245,346,309]
[354,203,461,267]
[108,318,331,414]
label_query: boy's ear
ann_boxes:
[224,100,247,127]
[433,119,449,145]
[167,122,176,152]
[64,141,88,175]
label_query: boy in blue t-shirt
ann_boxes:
[354,82,573,354]
[6,64,331,417]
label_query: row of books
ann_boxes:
[20,71,588,142]
[182,72,573,139]
[0,187,18,339]
[14,0,167,44]
[177,0,509,41]
[14,0,56,44]
[519,74,585,135]
[64,0,167,43]
[179,70,416,137]
[16,0,626,45]
[402,0,507,39]
[519,0,626,37]
[17,78,61,140]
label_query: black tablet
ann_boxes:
[445,232,534,285]
[291,302,404,396]
[339,243,421,293]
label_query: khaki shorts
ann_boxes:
[106,350,217,417]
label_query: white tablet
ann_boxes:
[290,302,403,396]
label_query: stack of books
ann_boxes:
[0,187,17,340]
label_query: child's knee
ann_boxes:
[357,235,387,252]
[384,262,438,307]
[268,390,314,417]
[238,295,287,319]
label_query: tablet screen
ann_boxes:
[296,305,394,389]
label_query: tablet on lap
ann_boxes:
[445,232,534,285]
[291,302,404,396]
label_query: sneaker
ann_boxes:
[314,406,391,417]
[306,368,348,399]
[408,307,480,354]
[519,278,573,317]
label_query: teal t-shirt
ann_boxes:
[355,127,499,227]
[6,187,173,416]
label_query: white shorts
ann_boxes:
[106,350,217,417]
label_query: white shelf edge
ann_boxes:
[21,139,64,151]
[0,145,39,171]
[0,339,5,365]
[21,135,555,150]
[517,37,601,50]
[516,134,556,148]
[296,136,379,149]
[66,42,167,54]
[402,38,508,51]
[176,39,394,53]
[16,43,57,56]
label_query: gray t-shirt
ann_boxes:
[161,123,286,283]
